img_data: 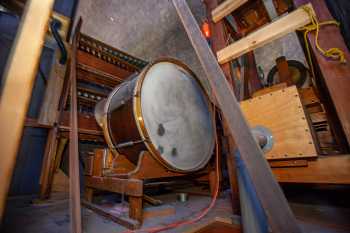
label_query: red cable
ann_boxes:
[122,106,220,233]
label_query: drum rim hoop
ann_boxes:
[133,58,215,173]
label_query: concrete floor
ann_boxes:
[2,187,350,233]
[2,190,240,233]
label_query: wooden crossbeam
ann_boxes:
[217,3,314,64]
[0,0,54,221]
[211,0,247,23]
[172,0,302,232]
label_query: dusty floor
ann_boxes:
[2,186,350,233]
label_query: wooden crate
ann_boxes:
[240,86,317,160]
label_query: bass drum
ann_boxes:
[95,59,215,173]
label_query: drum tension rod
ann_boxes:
[114,139,146,149]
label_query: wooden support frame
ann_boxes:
[0,0,54,221]
[84,148,216,228]
[293,0,350,146]
[217,3,314,64]
[211,0,248,23]
[172,0,302,232]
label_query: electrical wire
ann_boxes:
[122,105,220,233]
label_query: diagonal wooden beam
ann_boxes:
[211,0,248,23]
[0,0,54,221]
[172,0,302,232]
[217,3,314,64]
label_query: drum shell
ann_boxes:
[103,77,146,164]
[97,59,215,173]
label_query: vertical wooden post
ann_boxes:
[204,0,240,214]
[39,127,58,199]
[69,19,82,233]
[0,0,54,221]
[129,196,143,223]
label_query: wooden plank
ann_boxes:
[276,56,293,86]
[77,50,132,79]
[0,0,54,221]
[240,86,317,160]
[293,0,350,146]
[172,0,302,232]
[143,206,175,219]
[81,200,140,230]
[38,50,69,125]
[217,3,314,64]
[84,176,143,197]
[69,19,82,233]
[273,155,350,184]
[25,117,52,129]
[211,0,248,23]
[269,159,308,168]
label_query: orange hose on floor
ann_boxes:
[123,107,220,233]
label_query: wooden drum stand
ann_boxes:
[83,149,217,229]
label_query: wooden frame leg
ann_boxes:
[39,127,58,199]
[208,169,217,197]
[129,196,143,223]
[84,187,94,202]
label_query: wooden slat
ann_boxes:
[211,0,248,23]
[273,155,350,184]
[85,176,143,197]
[38,50,69,125]
[82,200,140,230]
[217,3,314,64]
[0,0,54,221]
[294,0,350,146]
[172,0,301,232]
[39,127,58,199]
[77,50,132,79]
[69,19,82,233]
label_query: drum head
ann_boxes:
[139,61,215,171]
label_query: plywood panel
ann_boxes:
[240,86,317,160]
